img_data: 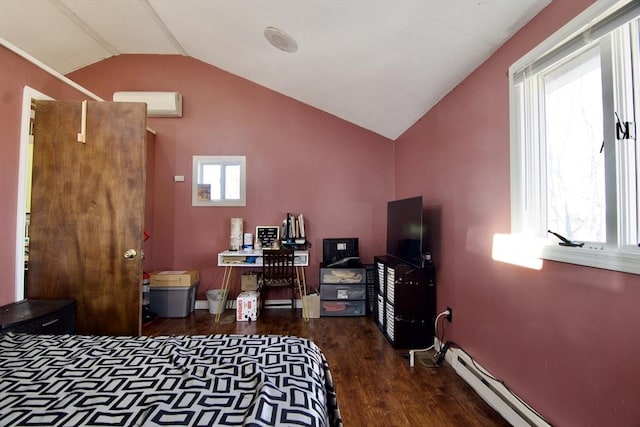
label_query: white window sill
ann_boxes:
[541,244,640,275]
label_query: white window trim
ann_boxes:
[509,0,640,275]
[192,155,246,207]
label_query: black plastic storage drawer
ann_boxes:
[320,300,366,317]
[320,283,366,300]
[320,267,366,284]
[319,264,368,317]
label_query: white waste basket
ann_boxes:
[206,289,228,315]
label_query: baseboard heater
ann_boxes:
[195,299,302,310]
[443,345,552,427]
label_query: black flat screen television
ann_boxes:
[386,196,424,268]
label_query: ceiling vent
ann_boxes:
[112,91,182,117]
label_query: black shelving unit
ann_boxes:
[373,256,435,348]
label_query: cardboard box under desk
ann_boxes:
[241,272,260,291]
[150,270,200,287]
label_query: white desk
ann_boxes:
[217,249,309,267]
[216,249,310,322]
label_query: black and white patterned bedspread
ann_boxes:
[0,333,342,427]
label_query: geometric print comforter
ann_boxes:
[0,333,342,427]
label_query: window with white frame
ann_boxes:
[509,0,640,274]
[192,155,246,206]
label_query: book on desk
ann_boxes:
[281,213,308,249]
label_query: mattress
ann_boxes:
[0,333,342,427]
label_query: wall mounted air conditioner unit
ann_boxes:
[112,91,182,118]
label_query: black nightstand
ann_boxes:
[0,299,76,334]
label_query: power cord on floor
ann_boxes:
[408,308,450,367]
[434,340,450,366]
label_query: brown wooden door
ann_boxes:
[27,100,147,336]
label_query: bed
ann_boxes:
[0,333,342,427]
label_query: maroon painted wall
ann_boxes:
[394,0,640,426]
[0,46,92,305]
[67,55,393,299]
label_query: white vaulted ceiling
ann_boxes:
[0,0,550,140]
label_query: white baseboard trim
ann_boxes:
[436,339,551,427]
[195,299,303,310]
[194,300,211,310]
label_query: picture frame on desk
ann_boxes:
[256,226,279,248]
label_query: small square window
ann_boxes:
[192,155,246,206]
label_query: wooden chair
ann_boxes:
[260,249,296,310]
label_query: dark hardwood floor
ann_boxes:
[143,308,509,427]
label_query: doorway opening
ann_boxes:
[15,86,52,301]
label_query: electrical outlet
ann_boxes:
[446,306,453,323]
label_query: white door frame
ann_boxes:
[15,86,52,301]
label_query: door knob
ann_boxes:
[123,249,137,259]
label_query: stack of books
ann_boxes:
[282,213,307,248]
